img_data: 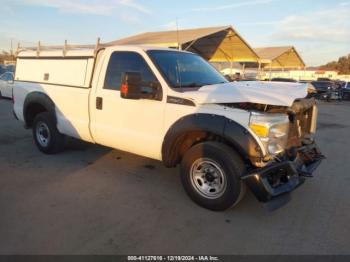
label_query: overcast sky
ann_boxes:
[1,0,349,66]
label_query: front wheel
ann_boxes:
[32,112,65,154]
[180,142,246,211]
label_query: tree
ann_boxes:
[320,54,350,74]
[0,51,15,64]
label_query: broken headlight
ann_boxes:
[249,112,290,156]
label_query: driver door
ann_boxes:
[91,51,166,160]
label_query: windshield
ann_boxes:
[147,50,227,89]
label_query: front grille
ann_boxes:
[287,101,316,148]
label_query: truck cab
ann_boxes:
[13,44,324,211]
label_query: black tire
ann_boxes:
[180,141,246,211]
[32,112,65,154]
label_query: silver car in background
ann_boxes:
[0,72,14,98]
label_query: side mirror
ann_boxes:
[120,72,142,99]
[120,72,162,100]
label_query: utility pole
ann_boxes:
[176,18,181,50]
[10,38,13,56]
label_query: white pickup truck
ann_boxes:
[13,45,324,211]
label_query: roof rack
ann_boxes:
[15,37,105,57]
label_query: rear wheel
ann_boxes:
[180,141,246,211]
[32,112,65,154]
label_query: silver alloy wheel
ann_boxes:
[190,158,227,199]
[36,121,51,147]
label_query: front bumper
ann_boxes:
[242,142,324,203]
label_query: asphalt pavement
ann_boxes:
[0,98,349,255]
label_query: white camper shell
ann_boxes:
[16,49,96,88]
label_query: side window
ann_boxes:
[104,52,159,91]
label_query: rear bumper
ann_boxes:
[242,142,324,203]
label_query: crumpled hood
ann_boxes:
[179,81,308,107]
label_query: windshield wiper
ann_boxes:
[174,81,227,88]
[174,82,203,88]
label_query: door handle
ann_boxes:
[96,97,103,110]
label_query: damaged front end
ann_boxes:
[224,98,325,204]
[242,138,324,203]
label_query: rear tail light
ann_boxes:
[120,83,128,96]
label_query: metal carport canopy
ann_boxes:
[106,26,259,63]
[254,46,306,69]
